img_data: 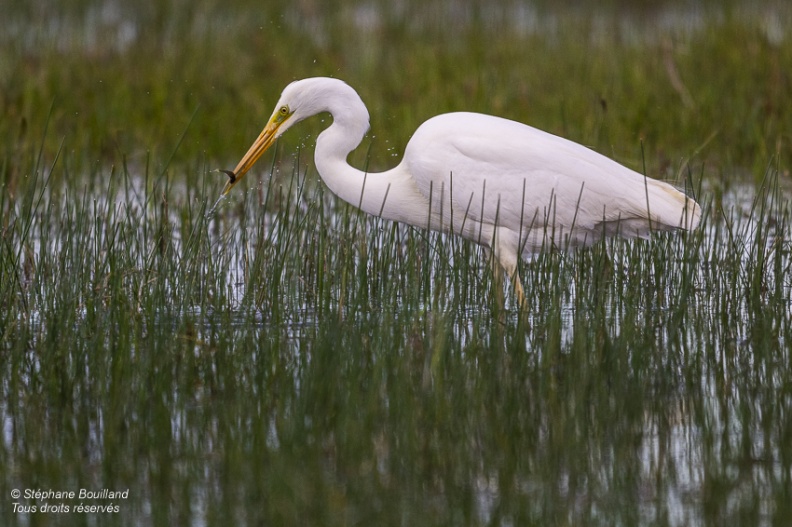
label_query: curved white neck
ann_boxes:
[315,118,366,201]
[314,117,408,222]
[299,78,427,226]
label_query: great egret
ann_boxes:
[218,77,701,305]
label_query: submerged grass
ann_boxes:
[2,0,792,526]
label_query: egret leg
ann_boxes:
[486,248,528,309]
[495,261,528,310]
[511,271,527,309]
[491,236,528,310]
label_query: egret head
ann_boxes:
[220,77,364,196]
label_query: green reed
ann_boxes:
[2,134,792,525]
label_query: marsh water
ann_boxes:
[2,1,792,526]
[3,166,791,526]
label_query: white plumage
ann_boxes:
[220,77,701,304]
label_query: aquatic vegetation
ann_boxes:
[1,1,791,525]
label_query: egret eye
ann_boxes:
[275,105,290,123]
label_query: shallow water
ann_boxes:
[3,170,791,526]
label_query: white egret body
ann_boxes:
[221,77,701,304]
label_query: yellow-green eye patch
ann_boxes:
[275,105,291,123]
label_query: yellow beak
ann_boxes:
[220,118,283,196]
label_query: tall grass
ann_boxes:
[3,139,791,524]
[2,1,792,526]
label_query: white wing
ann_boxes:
[404,112,700,253]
